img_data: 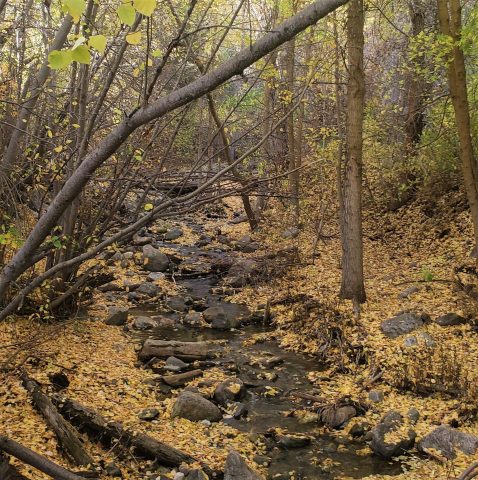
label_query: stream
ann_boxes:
[125,233,404,479]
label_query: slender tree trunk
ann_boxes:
[1,14,73,175]
[339,0,366,312]
[437,0,478,254]
[404,0,426,154]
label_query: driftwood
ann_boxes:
[0,451,29,480]
[161,369,203,387]
[0,436,89,480]
[138,339,220,361]
[50,394,210,473]
[20,373,94,467]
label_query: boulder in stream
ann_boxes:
[370,411,416,458]
[223,450,263,480]
[203,306,241,330]
[132,316,157,330]
[213,378,245,406]
[321,405,356,429]
[142,245,169,272]
[171,391,222,422]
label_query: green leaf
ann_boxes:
[88,34,107,54]
[144,203,153,211]
[117,3,136,26]
[126,31,142,45]
[63,0,86,22]
[151,49,161,58]
[48,50,73,69]
[71,44,90,64]
[133,0,156,16]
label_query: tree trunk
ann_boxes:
[437,0,478,254]
[339,0,366,311]
[404,0,426,154]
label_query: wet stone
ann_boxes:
[277,434,312,449]
[138,408,160,421]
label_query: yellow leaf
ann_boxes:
[126,31,142,45]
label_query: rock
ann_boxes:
[187,470,208,480]
[349,422,372,438]
[398,286,419,299]
[252,455,269,467]
[137,283,159,297]
[321,405,357,429]
[105,462,122,477]
[105,307,129,326]
[418,425,478,459]
[138,408,159,421]
[214,378,245,406]
[166,296,188,312]
[123,251,134,260]
[323,442,338,453]
[173,473,185,480]
[123,280,140,291]
[225,259,259,287]
[132,316,157,330]
[99,282,123,292]
[404,332,436,348]
[183,311,202,325]
[152,315,176,328]
[147,272,166,282]
[162,369,203,388]
[142,245,169,272]
[171,391,222,422]
[133,235,152,246]
[203,306,241,330]
[164,356,188,372]
[296,411,319,425]
[223,450,262,480]
[368,390,384,403]
[281,227,300,239]
[381,312,429,338]
[407,407,420,424]
[435,313,468,326]
[277,434,311,449]
[235,235,259,253]
[139,339,217,362]
[164,227,183,241]
[232,402,248,419]
[370,411,416,458]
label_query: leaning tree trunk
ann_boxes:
[339,0,366,313]
[437,0,478,255]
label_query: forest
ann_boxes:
[1,0,478,478]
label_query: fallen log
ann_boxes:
[0,452,29,480]
[161,369,203,387]
[0,436,88,480]
[50,394,212,474]
[138,339,221,362]
[20,372,95,467]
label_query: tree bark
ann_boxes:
[437,0,478,254]
[0,0,349,301]
[339,0,366,310]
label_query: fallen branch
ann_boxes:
[0,451,29,480]
[458,461,478,480]
[50,394,214,475]
[0,436,88,480]
[20,372,95,467]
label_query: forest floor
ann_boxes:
[1,188,478,480]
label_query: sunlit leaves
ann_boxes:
[133,0,156,16]
[88,35,107,54]
[144,203,153,211]
[72,45,90,64]
[48,50,73,69]
[117,3,136,26]
[126,31,142,45]
[62,0,86,22]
